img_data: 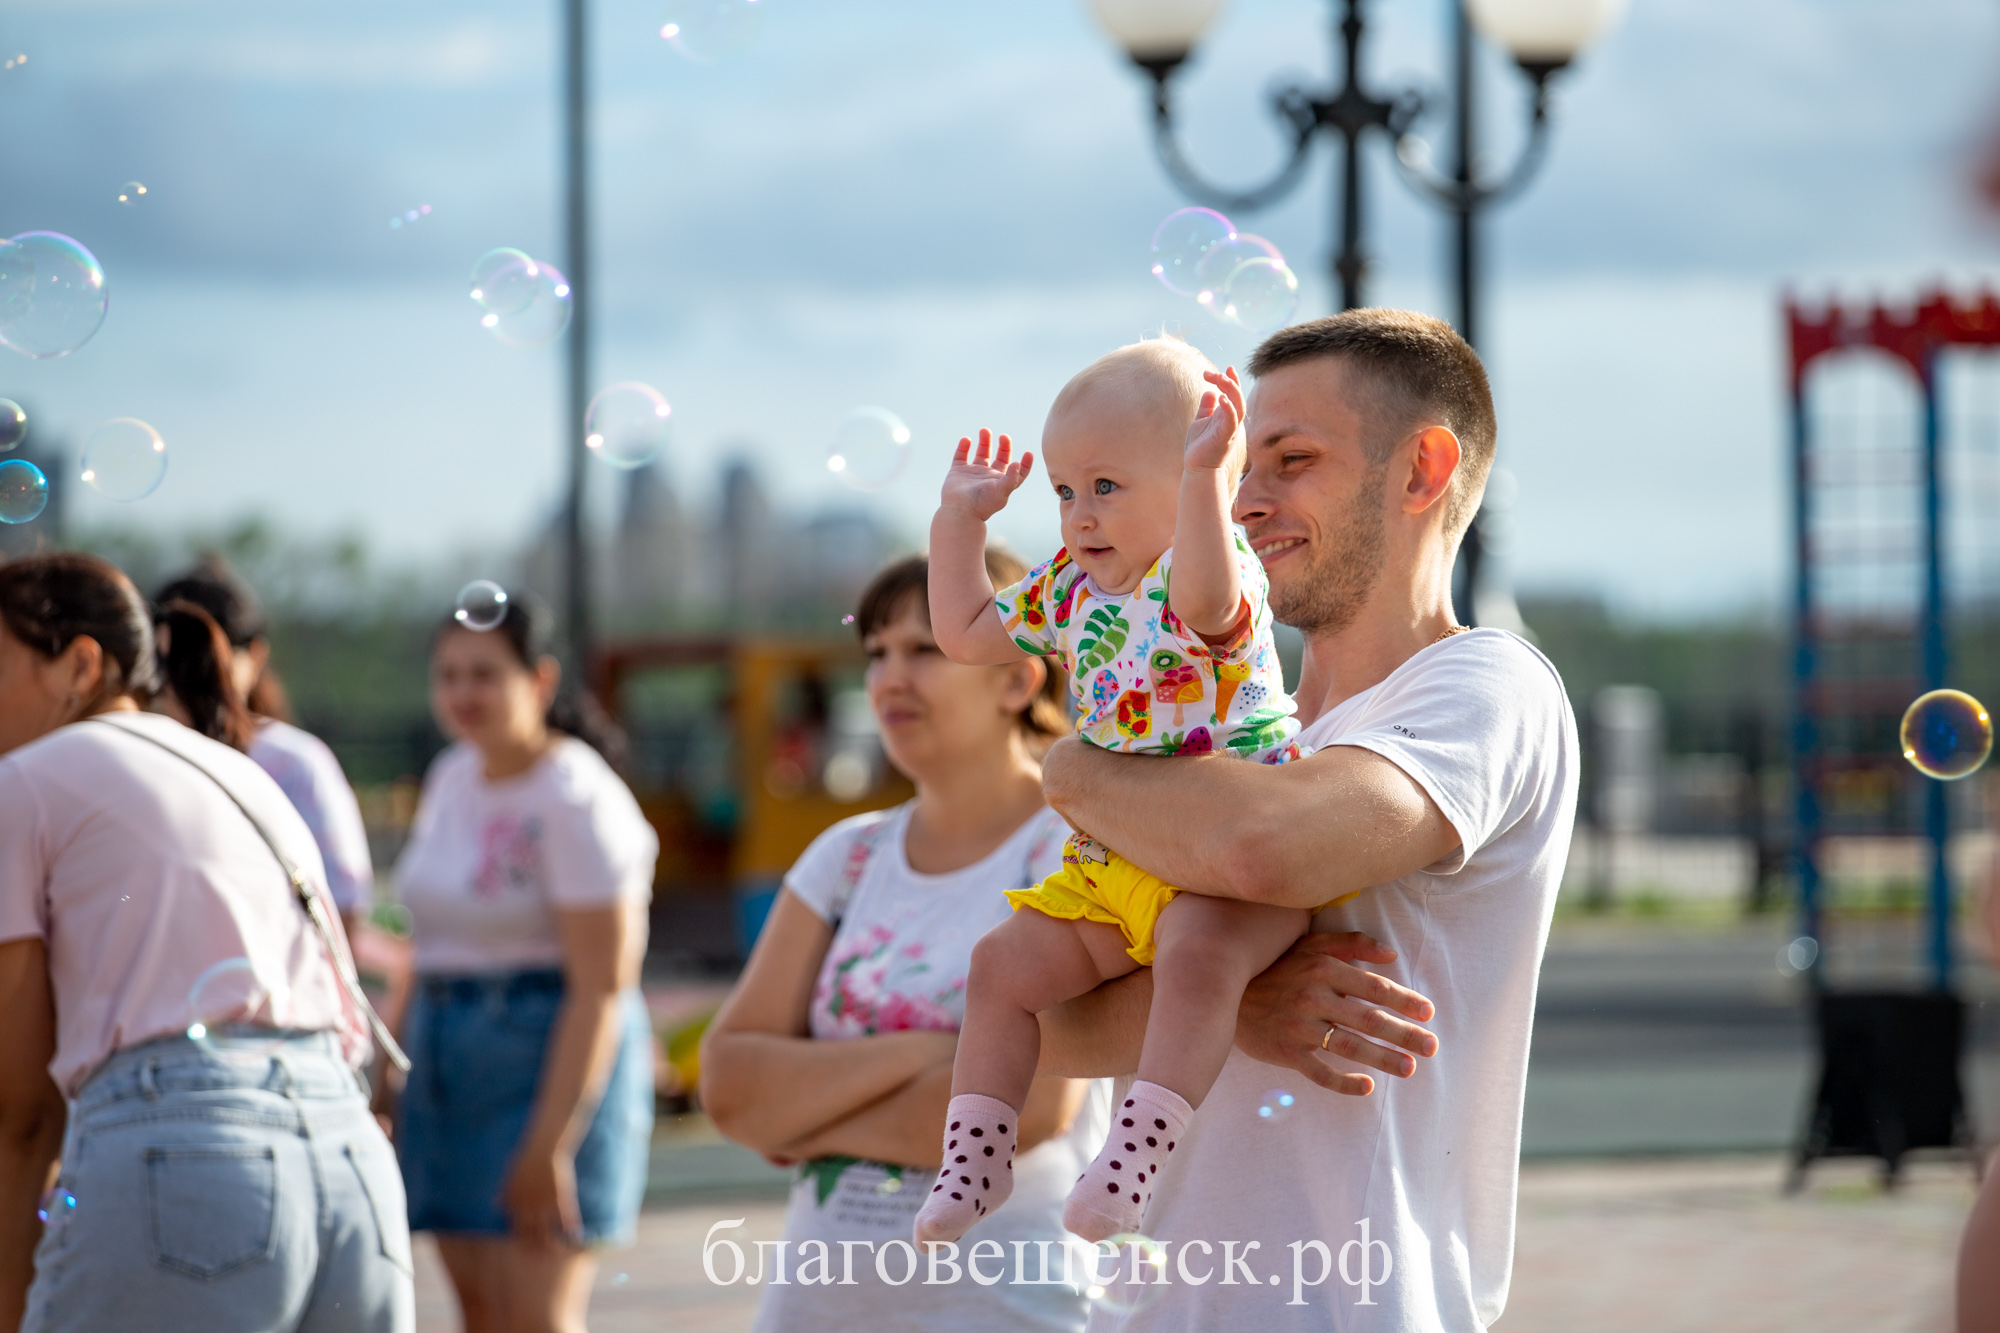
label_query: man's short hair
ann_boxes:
[1247,309,1496,539]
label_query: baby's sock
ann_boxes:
[913,1094,1019,1246]
[1062,1081,1192,1243]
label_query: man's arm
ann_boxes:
[1042,737,1459,910]
[1037,932,1438,1096]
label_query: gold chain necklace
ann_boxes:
[1433,623,1470,644]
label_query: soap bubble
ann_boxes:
[0,232,109,359]
[389,204,432,231]
[585,382,672,470]
[1150,207,1236,297]
[874,1174,903,1196]
[0,459,48,524]
[1900,689,1992,780]
[37,1187,76,1230]
[1256,1088,1297,1123]
[660,0,763,63]
[80,418,167,501]
[1082,1234,1170,1316]
[3,55,25,73]
[1194,234,1285,307]
[1780,936,1819,975]
[610,1272,630,1286]
[827,407,911,491]
[1217,257,1300,333]
[469,248,572,348]
[454,580,510,632]
[116,181,148,207]
[0,398,24,451]
[186,957,279,1053]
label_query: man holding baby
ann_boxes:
[1026,308,1579,1330]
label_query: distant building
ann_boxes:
[518,447,906,633]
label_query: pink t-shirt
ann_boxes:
[0,711,366,1096]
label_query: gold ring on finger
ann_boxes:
[1320,1025,1338,1052]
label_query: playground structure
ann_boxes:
[1786,289,2000,1182]
[590,635,912,962]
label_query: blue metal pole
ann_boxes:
[1920,353,1951,991]
[1790,370,1822,981]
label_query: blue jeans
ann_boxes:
[398,972,654,1244]
[23,1030,413,1333]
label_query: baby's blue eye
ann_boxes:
[1055,484,1074,501]
[1094,478,1116,496]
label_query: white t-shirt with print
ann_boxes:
[394,739,658,975]
[1099,629,1578,1333]
[753,802,1114,1333]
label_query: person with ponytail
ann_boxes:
[388,589,656,1333]
[0,553,412,1332]
[155,558,377,933]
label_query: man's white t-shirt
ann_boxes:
[394,738,658,974]
[1102,629,1578,1333]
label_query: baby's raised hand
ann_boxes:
[940,428,1034,521]
[1185,366,1246,472]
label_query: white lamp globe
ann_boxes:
[1465,0,1625,66]
[1087,0,1228,62]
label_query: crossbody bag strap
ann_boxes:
[85,716,410,1072]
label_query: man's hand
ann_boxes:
[1236,932,1438,1096]
[1183,367,1245,473]
[940,428,1033,521]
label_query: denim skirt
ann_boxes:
[397,970,653,1244]
[24,1030,413,1333]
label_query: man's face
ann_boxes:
[1233,358,1391,635]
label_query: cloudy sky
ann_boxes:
[2,0,1998,616]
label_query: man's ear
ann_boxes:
[1402,426,1461,517]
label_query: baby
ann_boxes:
[912,338,1347,1247]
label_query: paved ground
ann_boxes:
[409,913,2000,1329]
[412,1153,1985,1331]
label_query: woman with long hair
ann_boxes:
[0,552,410,1332]
[153,558,376,930]
[701,549,1107,1332]
[389,590,656,1333]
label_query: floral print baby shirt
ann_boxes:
[994,534,1303,761]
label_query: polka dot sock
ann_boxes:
[1062,1081,1191,1243]
[913,1094,1019,1246]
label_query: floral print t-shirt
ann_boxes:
[753,802,1111,1333]
[994,534,1304,762]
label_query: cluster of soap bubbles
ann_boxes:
[826,407,911,492]
[1257,1088,1297,1123]
[1082,1233,1170,1316]
[389,204,432,231]
[0,231,109,359]
[1149,207,1300,334]
[1899,689,1992,780]
[469,248,572,348]
[660,0,763,63]
[455,580,510,632]
[586,382,673,469]
[116,181,147,207]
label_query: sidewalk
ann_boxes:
[412,1153,1981,1331]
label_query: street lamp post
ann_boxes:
[1088,0,1621,622]
[561,0,594,672]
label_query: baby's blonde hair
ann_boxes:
[1048,334,1215,433]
